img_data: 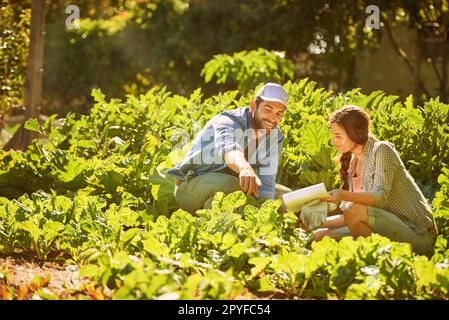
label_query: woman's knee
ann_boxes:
[313,228,335,241]
[343,203,368,226]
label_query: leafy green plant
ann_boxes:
[432,168,449,263]
[201,48,295,94]
[0,198,21,254]
[0,79,449,300]
[0,2,30,117]
[18,219,65,260]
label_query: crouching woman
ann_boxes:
[315,105,438,257]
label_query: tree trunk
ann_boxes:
[345,56,357,91]
[3,0,45,151]
[384,20,430,101]
[413,29,423,103]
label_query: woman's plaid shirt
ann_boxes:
[346,135,435,234]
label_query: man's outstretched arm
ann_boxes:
[224,149,261,197]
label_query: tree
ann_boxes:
[381,0,449,102]
[123,0,382,95]
[4,0,447,127]
[1,0,130,148]
[4,0,46,151]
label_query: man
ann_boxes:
[166,83,292,214]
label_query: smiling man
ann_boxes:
[166,83,292,214]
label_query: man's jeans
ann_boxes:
[174,172,292,214]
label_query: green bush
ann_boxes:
[0,2,30,117]
[201,48,295,94]
[1,79,449,299]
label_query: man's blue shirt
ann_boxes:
[166,107,284,199]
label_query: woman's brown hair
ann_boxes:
[329,105,371,190]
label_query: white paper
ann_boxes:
[281,183,329,212]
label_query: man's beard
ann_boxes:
[253,111,275,132]
[253,111,265,130]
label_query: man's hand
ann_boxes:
[239,166,262,197]
[320,189,344,207]
[224,150,261,197]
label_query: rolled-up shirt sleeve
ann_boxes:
[214,117,244,160]
[371,143,400,208]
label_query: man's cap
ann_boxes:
[255,83,289,108]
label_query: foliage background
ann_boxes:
[1,0,448,118]
[1,79,449,299]
[1,0,449,300]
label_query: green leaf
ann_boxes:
[142,235,170,258]
[220,191,247,213]
[227,239,250,258]
[249,256,273,277]
[257,277,277,292]
[76,140,97,149]
[79,264,100,278]
[300,121,330,156]
[24,118,41,133]
[120,227,140,250]
[18,220,43,242]
[92,88,105,103]
[220,232,237,250]
[43,221,65,240]
[58,157,89,184]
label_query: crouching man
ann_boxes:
[166,83,292,213]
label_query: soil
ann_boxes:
[0,252,311,300]
[0,252,86,298]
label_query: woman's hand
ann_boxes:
[297,214,310,231]
[320,189,344,206]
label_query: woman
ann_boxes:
[315,105,437,256]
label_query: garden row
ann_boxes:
[1,79,449,299]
